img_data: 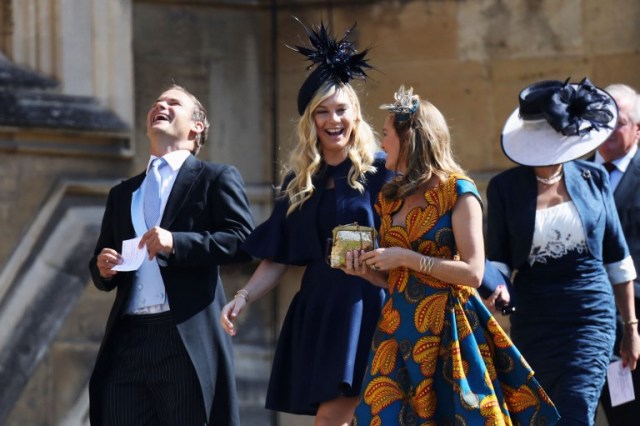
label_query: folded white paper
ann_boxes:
[111,237,146,272]
[607,360,635,407]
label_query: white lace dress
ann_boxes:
[528,201,587,266]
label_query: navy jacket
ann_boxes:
[244,155,393,265]
[486,160,630,277]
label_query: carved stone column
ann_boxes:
[9,0,133,127]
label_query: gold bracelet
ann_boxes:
[235,289,250,303]
[623,318,639,326]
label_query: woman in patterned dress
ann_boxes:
[344,86,559,425]
[486,78,640,425]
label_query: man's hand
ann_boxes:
[139,226,174,260]
[97,248,122,279]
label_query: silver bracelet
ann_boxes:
[419,256,435,274]
[235,289,250,303]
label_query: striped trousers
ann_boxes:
[101,312,206,425]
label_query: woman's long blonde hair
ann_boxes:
[284,82,378,215]
[382,98,465,200]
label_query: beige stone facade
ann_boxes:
[1,0,638,424]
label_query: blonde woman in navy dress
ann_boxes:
[220,21,392,426]
[487,78,640,425]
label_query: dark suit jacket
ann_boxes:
[598,149,640,358]
[610,149,640,298]
[88,155,254,426]
[486,160,629,275]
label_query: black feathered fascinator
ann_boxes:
[290,17,371,115]
[501,77,618,166]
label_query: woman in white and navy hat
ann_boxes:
[487,78,640,425]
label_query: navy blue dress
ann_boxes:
[243,156,392,415]
[510,203,615,425]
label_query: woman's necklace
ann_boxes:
[535,170,564,185]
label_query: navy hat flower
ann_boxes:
[290,18,371,116]
[501,77,618,166]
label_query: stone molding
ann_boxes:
[0,126,132,158]
[0,178,116,423]
[0,54,132,157]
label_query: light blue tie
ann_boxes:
[143,158,165,229]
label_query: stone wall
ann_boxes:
[276,0,640,177]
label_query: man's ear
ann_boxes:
[192,120,205,134]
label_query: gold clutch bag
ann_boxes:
[329,223,377,268]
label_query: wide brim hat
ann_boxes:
[501,78,618,166]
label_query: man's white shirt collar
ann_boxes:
[146,150,191,174]
[595,144,637,173]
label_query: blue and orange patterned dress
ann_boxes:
[354,174,560,425]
